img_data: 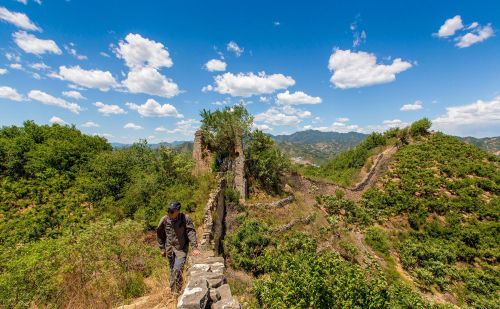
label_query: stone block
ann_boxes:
[177,286,209,309]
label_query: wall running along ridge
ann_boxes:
[177,176,240,309]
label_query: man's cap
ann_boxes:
[168,201,181,211]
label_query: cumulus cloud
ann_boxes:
[254,105,311,126]
[122,67,180,98]
[436,15,463,37]
[0,68,7,75]
[336,117,349,122]
[94,101,126,116]
[252,123,273,131]
[52,66,118,91]
[124,122,143,130]
[455,24,494,48]
[277,90,322,105]
[432,96,500,137]
[9,63,22,70]
[205,59,227,72]
[30,62,50,70]
[154,126,167,132]
[28,90,83,114]
[62,90,86,100]
[328,49,412,89]
[5,52,20,62]
[81,121,99,128]
[227,41,243,57]
[400,100,423,111]
[165,119,200,135]
[13,31,61,55]
[0,7,41,31]
[0,86,23,101]
[126,98,183,118]
[206,72,295,97]
[49,116,66,125]
[115,33,173,70]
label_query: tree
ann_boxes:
[199,104,253,158]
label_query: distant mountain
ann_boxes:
[458,136,500,155]
[271,130,367,165]
[111,141,193,152]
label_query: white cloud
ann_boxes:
[436,15,463,37]
[0,86,23,101]
[382,119,403,126]
[122,67,180,98]
[205,59,227,72]
[0,7,41,31]
[206,72,295,97]
[5,52,21,62]
[253,123,273,131]
[53,66,118,91]
[124,122,143,130]
[94,101,126,116]
[455,24,494,48]
[254,107,301,126]
[32,72,41,80]
[64,43,88,60]
[100,52,110,58]
[16,0,42,5]
[336,117,349,122]
[81,121,99,128]
[62,90,86,100]
[400,100,423,111]
[166,119,199,135]
[432,96,500,137]
[13,31,61,55]
[328,49,412,89]
[49,116,66,125]
[155,126,167,132]
[126,98,183,118]
[30,62,50,70]
[28,90,83,114]
[0,68,7,75]
[227,41,243,57]
[281,105,311,118]
[115,33,173,69]
[277,90,322,105]
[9,63,22,70]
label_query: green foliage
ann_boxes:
[409,118,432,137]
[365,227,390,256]
[224,220,271,273]
[246,130,290,193]
[0,219,162,308]
[200,104,253,158]
[360,133,499,307]
[0,122,209,307]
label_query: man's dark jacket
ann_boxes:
[156,213,198,258]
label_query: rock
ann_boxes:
[177,286,209,309]
[211,296,240,309]
[207,276,225,288]
[209,289,221,302]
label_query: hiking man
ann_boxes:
[157,201,200,293]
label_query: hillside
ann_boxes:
[458,136,500,155]
[0,122,212,308]
[224,120,499,308]
[271,130,367,165]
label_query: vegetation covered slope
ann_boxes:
[360,132,499,308]
[0,121,212,308]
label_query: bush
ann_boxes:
[409,118,432,137]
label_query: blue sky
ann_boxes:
[0,0,499,143]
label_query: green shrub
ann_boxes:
[365,227,390,255]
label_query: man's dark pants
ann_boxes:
[168,252,186,292]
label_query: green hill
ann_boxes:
[271,130,367,165]
[458,136,500,155]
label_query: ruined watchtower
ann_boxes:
[192,129,246,203]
